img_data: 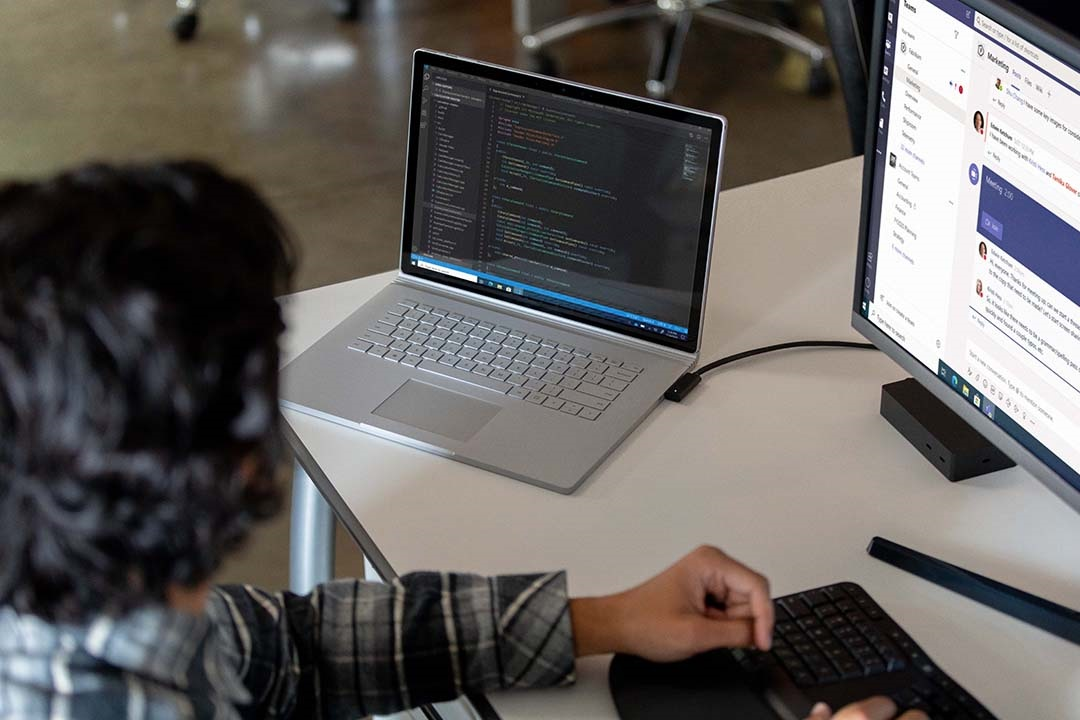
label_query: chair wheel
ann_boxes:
[171,12,199,41]
[808,60,833,97]
[330,0,360,21]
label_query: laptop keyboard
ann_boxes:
[731,583,997,719]
[346,299,643,421]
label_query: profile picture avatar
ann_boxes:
[973,110,985,134]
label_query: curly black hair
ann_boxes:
[0,161,295,622]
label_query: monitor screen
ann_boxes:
[856,0,1080,505]
[401,52,724,353]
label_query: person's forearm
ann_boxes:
[569,595,626,657]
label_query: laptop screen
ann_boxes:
[400,50,725,353]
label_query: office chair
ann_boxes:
[171,0,361,41]
[520,0,834,100]
[819,0,872,154]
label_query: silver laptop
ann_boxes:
[281,49,726,494]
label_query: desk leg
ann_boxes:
[289,460,335,594]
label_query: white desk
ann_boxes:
[281,158,1080,719]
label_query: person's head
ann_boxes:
[979,241,987,259]
[0,162,295,622]
[974,111,985,131]
[976,279,983,295]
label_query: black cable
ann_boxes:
[664,340,878,402]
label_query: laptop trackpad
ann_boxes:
[373,380,500,442]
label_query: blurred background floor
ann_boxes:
[0,0,851,589]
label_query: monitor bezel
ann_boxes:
[851,0,1080,513]
[399,49,726,355]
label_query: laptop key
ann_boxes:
[542,383,562,397]
[362,332,391,347]
[542,397,565,411]
[415,323,436,336]
[431,328,452,340]
[457,348,478,360]
[525,334,542,344]
[569,356,590,369]
[531,357,552,369]
[472,365,493,377]
[524,367,546,380]
[477,321,495,331]
[489,369,512,382]
[348,340,373,353]
[507,361,529,375]
[549,362,570,374]
[600,377,629,392]
[406,343,426,356]
[401,355,421,368]
[399,319,419,331]
[400,299,418,308]
[607,367,637,382]
[387,305,407,316]
[508,386,530,400]
[554,351,573,363]
[390,340,410,352]
[559,377,581,390]
[475,351,496,365]
[543,371,563,384]
[577,383,618,401]
[492,325,511,336]
[579,407,601,421]
[462,317,480,326]
[503,337,523,350]
[391,329,412,341]
[417,304,433,313]
[623,363,644,373]
[583,371,604,384]
[447,312,464,321]
[491,357,511,370]
[524,379,545,391]
[367,346,388,358]
[370,322,397,336]
[422,349,443,362]
[417,359,510,394]
[565,367,587,380]
[384,350,406,363]
[556,388,610,410]
[456,359,477,372]
[404,309,424,321]
[439,355,459,367]
[526,392,546,404]
[560,402,583,416]
[507,374,527,386]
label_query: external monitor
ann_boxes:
[852,0,1080,515]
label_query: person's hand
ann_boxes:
[804,697,929,720]
[568,545,773,662]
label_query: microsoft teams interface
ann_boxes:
[407,64,714,344]
[863,0,1080,489]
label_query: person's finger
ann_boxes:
[803,702,832,720]
[897,711,929,720]
[834,697,899,720]
[712,602,756,619]
[687,616,755,651]
[696,549,773,649]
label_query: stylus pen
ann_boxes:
[866,536,1080,646]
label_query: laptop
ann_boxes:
[280,49,726,494]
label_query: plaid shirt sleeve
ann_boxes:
[206,571,575,719]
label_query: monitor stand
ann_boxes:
[880,378,1014,481]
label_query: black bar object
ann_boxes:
[867,536,1080,645]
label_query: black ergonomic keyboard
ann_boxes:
[608,582,999,720]
[730,583,998,719]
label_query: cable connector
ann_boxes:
[664,372,701,402]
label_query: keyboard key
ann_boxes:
[415,323,436,336]
[507,374,527,386]
[508,386,530,400]
[492,325,511,336]
[422,349,443,362]
[526,392,546,404]
[431,328,452,340]
[468,327,489,340]
[398,319,419,331]
[577,383,619,401]
[508,329,525,339]
[537,346,557,359]
[390,340,411,352]
[508,361,530,375]
[554,351,574,363]
[515,352,535,366]
[525,334,542,343]
[399,299,418,308]
[565,367,587,380]
[600,377,629,392]
[448,332,469,345]
[542,397,565,411]
[362,332,391,347]
[491,357,511,369]
[384,350,406,363]
[569,356,591,368]
[482,342,502,354]
[407,343,426,356]
[367,346,388,358]
[447,312,464,321]
[370,322,397,336]
[381,312,403,324]
[390,329,412,341]
[417,304,434,313]
[489,369,511,382]
[424,338,445,351]
[475,352,496,365]
[496,347,518,360]
[560,402,582,416]
[462,317,479,326]
[348,340,373,353]
[531,357,552,369]
[429,307,447,317]
[404,310,424,321]
[417,359,509,394]
[555,388,610,410]
[521,342,541,354]
[579,407,601,421]
[472,364,493,377]
[457,348,478,360]
[524,367,546,380]
[524,379,546,392]
[542,383,562,397]
[477,321,495,331]
[401,355,421,368]
[456,359,477,372]
[583,371,605,384]
[436,318,457,330]
[623,363,644,373]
